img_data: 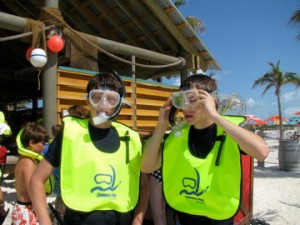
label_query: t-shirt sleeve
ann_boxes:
[44,132,62,168]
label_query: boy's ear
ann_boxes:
[28,139,35,149]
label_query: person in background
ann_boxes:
[30,72,143,225]
[141,74,269,225]
[67,104,90,119]
[49,124,64,218]
[12,122,49,225]
[0,111,11,224]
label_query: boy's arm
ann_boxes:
[141,101,171,173]
[30,159,54,225]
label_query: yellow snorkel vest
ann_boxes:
[162,116,245,220]
[16,129,54,195]
[60,117,142,212]
[0,111,11,136]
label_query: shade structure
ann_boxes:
[245,115,267,125]
[288,114,300,125]
[265,115,288,124]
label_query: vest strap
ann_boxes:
[215,133,226,166]
[120,130,130,164]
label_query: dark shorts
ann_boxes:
[64,208,133,225]
[149,169,162,184]
[176,211,233,225]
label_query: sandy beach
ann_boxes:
[1,138,299,225]
[252,139,300,225]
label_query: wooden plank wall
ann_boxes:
[57,68,179,136]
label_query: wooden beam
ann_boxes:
[127,0,178,53]
[143,0,195,53]
[61,0,120,41]
[113,0,166,52]
[92,0,145,47]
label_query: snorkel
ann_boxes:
[168,106,186,137]
[92,71,126,125]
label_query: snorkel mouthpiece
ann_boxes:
[92,112,109,125]
[173,116,187,137]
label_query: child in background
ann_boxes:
[12,122,49,225]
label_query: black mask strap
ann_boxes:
[108,70,126,121]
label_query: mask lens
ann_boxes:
[171,89,199,109]
[89,90,120,108]
[185,90,198,108]
[171,91,185,109]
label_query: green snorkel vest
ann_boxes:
[162,116,246,220]
[16,129,54,195]
[0,111,11,136]
[60,117,142,212]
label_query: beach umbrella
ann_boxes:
[288,114,300,125]
[245,115,267,125]
[293,111,300,116]
[265,115,288,124]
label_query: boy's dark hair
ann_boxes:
[68,105,90,119]
[86,72,122,96]
[51,124,63,137]
[180,74,218,93]
[21,122,49,148]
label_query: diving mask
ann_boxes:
[171,89,200,110]
[89,89,120,109]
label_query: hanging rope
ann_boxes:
[0,25,54,42]
[0,7,185,70]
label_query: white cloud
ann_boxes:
[283,90,300,103]
[282,90,300,117]
[246,98,256,107]
[245,90,300,119]
[171,76,180,86]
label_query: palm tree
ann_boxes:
[289,7,300,40]
[252,60,300,140]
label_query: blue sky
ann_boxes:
[164,0,300,120]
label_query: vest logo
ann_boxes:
[180,168,209,203]
[90,165,121,198]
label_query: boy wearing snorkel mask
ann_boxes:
[12,122,49,225]
[30,72,143,225]
[141,74,269,225]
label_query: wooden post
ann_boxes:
[131,55,137,130]
[42,0,59,135]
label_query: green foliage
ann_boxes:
[289,8,300,40]
[173,0,187,8]
[173,0,206,33]
[217,93,246,116]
